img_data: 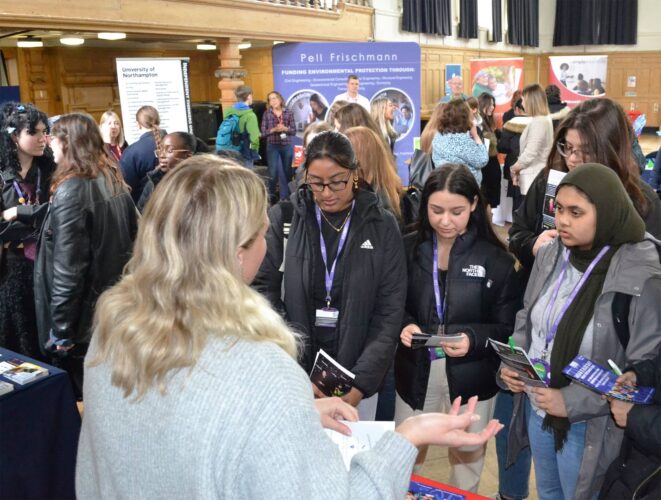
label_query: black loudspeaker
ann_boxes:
[191,101,222,145]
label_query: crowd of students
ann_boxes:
[1,78,661,499]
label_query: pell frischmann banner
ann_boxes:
[549,55,608,108]
[116,58,193,144]
[272,42,421,184]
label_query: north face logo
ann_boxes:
[360,239,374,250]
[462,265,486,278]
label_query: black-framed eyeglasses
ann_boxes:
[305,173,352,193]
[556,141,589,161]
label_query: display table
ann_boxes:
[409,474,490,499]
[0,348,81,500]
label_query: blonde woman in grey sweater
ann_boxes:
[76,155,502,499]
[511,84,554,197]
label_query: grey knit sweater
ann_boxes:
[76,336,418,499]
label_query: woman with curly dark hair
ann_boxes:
[0,102,55,359]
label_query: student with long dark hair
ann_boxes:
[501,163,661,500]
[509,98,661,279]
[0,102,55,359]
[395,164,519,492]
[477,92,501,209]
[254,131,406,420]
[33,113,138,397]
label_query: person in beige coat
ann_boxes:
[511,84,553,197]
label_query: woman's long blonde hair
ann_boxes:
[99,110,125,146]
[370,97,398,144]
[345,126,403,220]
[90,155,297,399]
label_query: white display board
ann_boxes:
[116,58,193,144]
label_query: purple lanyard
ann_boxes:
[315,201,354,307]
[12,169,41,205]
[543,245,611,350]
[432,234,445,323]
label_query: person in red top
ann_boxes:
[261,91,296,201]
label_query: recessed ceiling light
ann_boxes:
[273,41,285,45]
[238,43,252,50]
[60,37,85,46]
[17,36,43,48]
[98,32,127,40]
[196,41,216,51]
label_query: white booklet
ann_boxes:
[325,421,395,470]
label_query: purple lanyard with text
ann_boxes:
[542,245,611,354]
[12,169,41,205]
[432,234,446,324]
[315,201,354,307]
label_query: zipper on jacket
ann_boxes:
[632,464,661,499]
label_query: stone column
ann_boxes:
[215,37,247,112]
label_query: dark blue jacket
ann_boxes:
[119,131,159,203]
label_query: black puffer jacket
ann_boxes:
[253,187,406,397]
[0,164,53,246]
[395,229,519,410]
[34,172,138,348]
[509,169,661,276]
[599,353,661,499]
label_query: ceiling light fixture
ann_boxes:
[196,41,216,51]
[273,41,285,45]
[98,32,127,40]
[17,36,43,48]
[238,42,252,50]
[60,37,85,46]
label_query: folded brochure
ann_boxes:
[563,355,655,404]
[1,361,49,385]
[325,421,394,470]
[310,349,355,397]
[411,332,464,349]
[489,338,548,387]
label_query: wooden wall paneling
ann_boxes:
[241,47,274,102]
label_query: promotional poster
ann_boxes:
[272,42,421,184]
[469,58,524,114]
[548,55,608,107]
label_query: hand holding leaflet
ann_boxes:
[490,338,548,387]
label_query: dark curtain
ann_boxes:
[554,0,637,46]
[507,0,539,47]
[492,0,503,42]
[402,0,452,36]
[598,0,637,44]
[458,0,478,39]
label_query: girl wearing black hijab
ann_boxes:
[500,163,661,500]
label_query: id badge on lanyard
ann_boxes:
[314,202,354,328]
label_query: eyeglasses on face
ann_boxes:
[556,141,589,160]
[305,173,352,193]
[154,147,190,157]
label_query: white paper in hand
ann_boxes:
[325,421,395,470]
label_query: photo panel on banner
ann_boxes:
[470,58,524,115]
[443,64,462,99]
[548,55,608,108]
[116,58,194,145]
[272,42,421,185]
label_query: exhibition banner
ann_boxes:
[116,58,193,144]
[549,55,608,107]
[272,42,421,184]
[470,58,524,114]
[444,64,462,98]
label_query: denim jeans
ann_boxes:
[526,399,587,500]
[494,390,531,499]
[266,143,294,199]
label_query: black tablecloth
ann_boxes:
[0,347,81,499]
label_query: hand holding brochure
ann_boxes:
[562,355,655,404]
[411,332,465,349]
[310,349,355,397]
[489,338,548,387]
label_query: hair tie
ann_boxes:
[6,126,15,134]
